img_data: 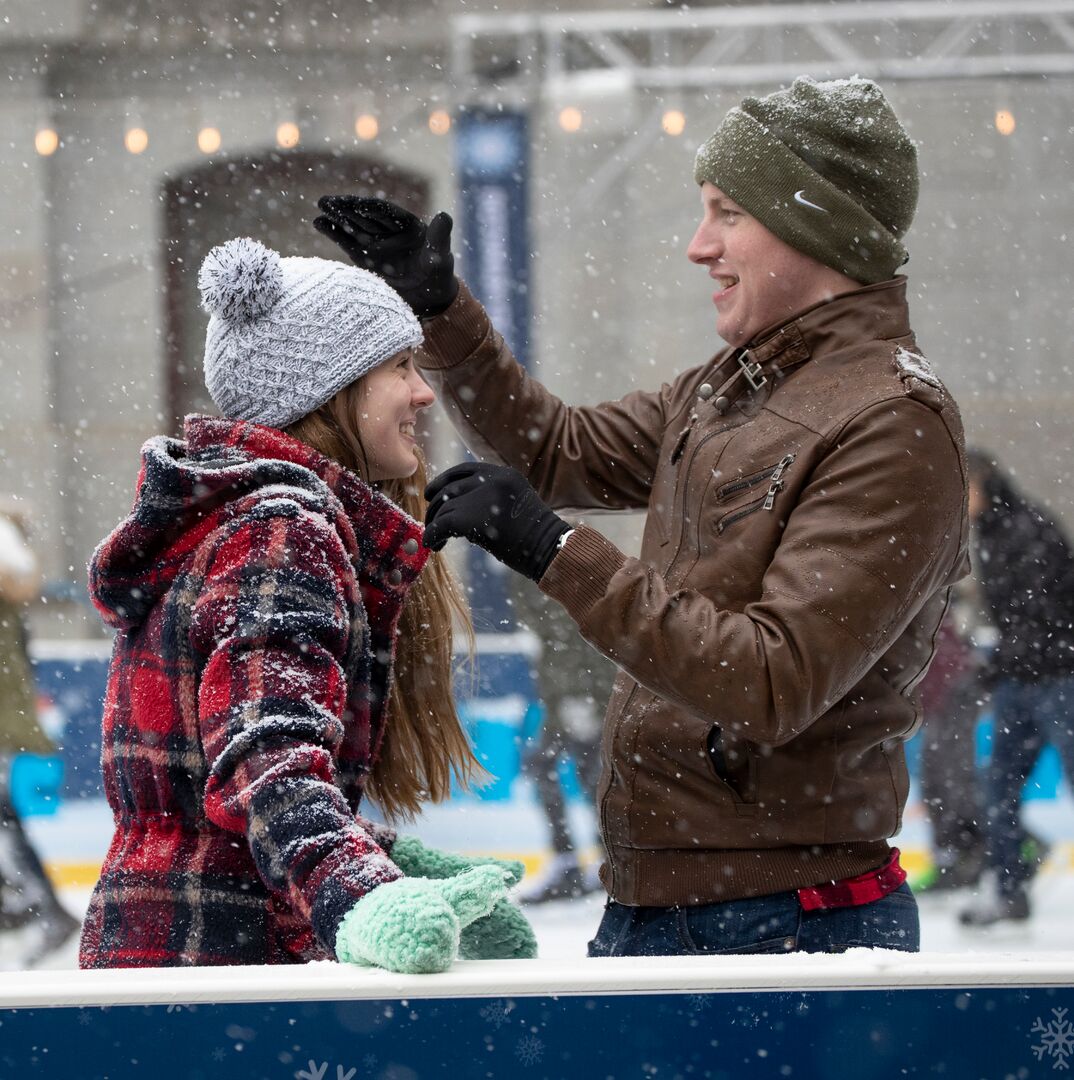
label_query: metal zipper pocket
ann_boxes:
[762,453,796,510]
[715,453,796,503]
[716,496,767,534]
[716,454,796,533]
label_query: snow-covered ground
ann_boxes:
[4,788,1073,970]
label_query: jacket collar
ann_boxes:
[750,276,912,373]
[707,277,912,408]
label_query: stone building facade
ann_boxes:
[2,0,1073,635]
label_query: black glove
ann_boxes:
[423,463,571,583]
[313,196,458,319]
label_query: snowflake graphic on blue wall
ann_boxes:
[1031,1007,1074,1071]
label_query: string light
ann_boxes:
[558,106,583,133]
[124,127,149,154]
[995,109,1016,136]
[661,110,686,136]
[197,126,222,154]
[35,128,59,156]
[355,114,379,141]
[276,121,300,149]
[428,110,451,135]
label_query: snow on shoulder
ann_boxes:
[893,345,943,391]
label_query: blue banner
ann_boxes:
[456,110,531,369]
[455,109,532,632]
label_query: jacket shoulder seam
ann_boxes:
[819,393,956,455]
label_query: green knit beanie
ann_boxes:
[693,76,919,284]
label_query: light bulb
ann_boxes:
[197,127,222,154]
[276,121,300,149]
[559,106,582,133]
[125,127,149,154]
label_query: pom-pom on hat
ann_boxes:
[693,76,918,284]
[199,237,423,430]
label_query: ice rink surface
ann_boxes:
[3,785,1073,971]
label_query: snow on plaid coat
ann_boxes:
[78,415,429,967]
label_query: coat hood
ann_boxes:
[89,415,427,630]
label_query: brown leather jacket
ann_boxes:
[420,277,968,906]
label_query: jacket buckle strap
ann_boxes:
[735,350,767,392]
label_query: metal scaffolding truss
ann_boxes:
[453,1,1074,93]
[452,1,1074,209]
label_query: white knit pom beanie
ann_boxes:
[198,237,423,429]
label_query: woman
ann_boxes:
[78,238,535,971]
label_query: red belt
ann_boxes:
[796,848,906,912]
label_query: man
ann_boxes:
[510,572,615,904]
[958,451,1074,927]
[315,76,969,955]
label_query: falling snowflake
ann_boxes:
[1031,1008,1074,1071]
[515,1034,544,1066]
[295,1064,357,1080]
[480,999,515,1029]
[165,1003,198,1014]
[730,1007,764,1029]
[686,994,712,1012]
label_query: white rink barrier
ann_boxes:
[2,953,1074,1078]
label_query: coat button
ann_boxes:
[388,569,403,586]
[714,395,731,414]
[402,538,419,555]
[697,382,714,400]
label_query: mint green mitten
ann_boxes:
[388,836,536,961]
[459,897,538,961]
[335,865,509,974]
[390,834,525,888]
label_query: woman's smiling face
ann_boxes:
[356,348,435,481]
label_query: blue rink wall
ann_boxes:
[3,957,1074,1079]
[23,637,1068,816]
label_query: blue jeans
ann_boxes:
[587,883,919,956]
[984,676,1074,896]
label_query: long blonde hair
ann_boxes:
[285,379,484,820]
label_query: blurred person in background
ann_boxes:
[510,572,616,903]
[317,76,968,956]
[959,451,1074,927]
[0,499,81,963]
[914,593,986,892]
[79,239,535,972]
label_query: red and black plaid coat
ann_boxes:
[78,415,429,967]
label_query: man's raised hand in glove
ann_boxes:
[313,196,458,319]
[423,463,572,584]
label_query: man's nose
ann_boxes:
[687,222,721,265]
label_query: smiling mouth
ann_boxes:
[400,421,416,438]
[713,274,739,301]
